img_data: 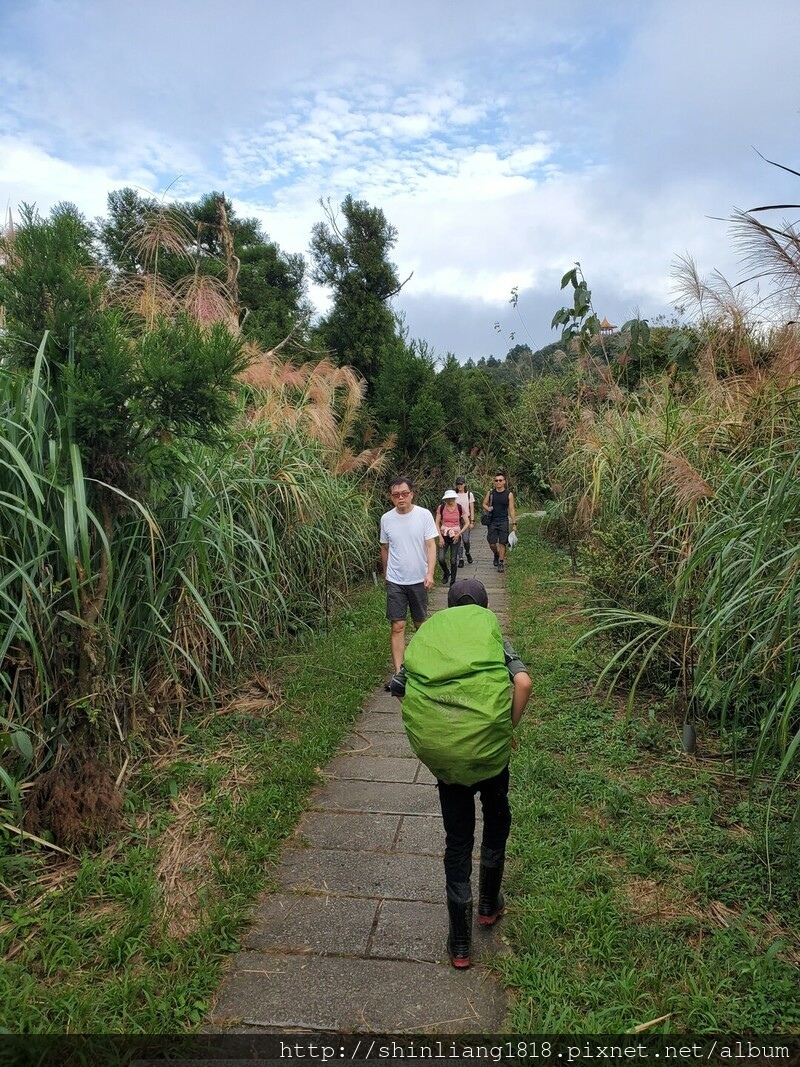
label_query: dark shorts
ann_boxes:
[386,581,428,623]
[487,520,509,546]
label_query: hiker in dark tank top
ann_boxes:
[482,471,517,573]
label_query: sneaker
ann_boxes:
[492,556,499,568]
[458,559,464,568]
[466,553,473,564]
[497,561,505,573]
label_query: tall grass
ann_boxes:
[551,360,800,851]
[0,354,375,834]
[680,432,800,802]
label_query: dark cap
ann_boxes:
[447,579,489,608]
[455,475,466,484]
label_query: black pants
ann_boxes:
[438,536,459,578]
[457,528,471,560]
[436,765,511,886]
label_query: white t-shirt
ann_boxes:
[455,490,474,521]
[380,505,438,585]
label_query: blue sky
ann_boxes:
[2,0,799,360]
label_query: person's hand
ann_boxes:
[423,573,435,589]
[438,536,444,547]
[454,531,461,541]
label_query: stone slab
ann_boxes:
[362,690,399,714]
[245,893,377,956]
[276,848,444,902]
[355,710,407,734]
[394,814,443,854]
[339,730,414,758]
[414,762,437,785]
[369,899,503,963]
[309,779,441,815]
[326,754,419,783]
[292,811,401,851]
[370,899,447,962]
[211,952,507,1033]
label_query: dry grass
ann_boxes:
[621,875,800,964]
[238,347,393,476]
[23,757,125,849]
[155,784,220,940]
[660,450,715,509]
[217,674,284,719]
[174,272,238,331]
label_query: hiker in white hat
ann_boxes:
[434,489,469,587]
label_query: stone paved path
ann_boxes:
[209,527,512,1034]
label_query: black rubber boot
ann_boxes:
[477,857,505,927]
[446,882,473,969]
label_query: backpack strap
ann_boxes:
[439,502,464,520]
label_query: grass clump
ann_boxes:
[499,519,800,1034]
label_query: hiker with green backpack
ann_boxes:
[389,578,532,970]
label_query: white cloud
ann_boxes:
[0,136,158,219]
[2,0,799,364]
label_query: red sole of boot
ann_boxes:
[477,911,505,926]
[451,958,471,968]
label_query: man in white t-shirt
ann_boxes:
[379,476,438,674]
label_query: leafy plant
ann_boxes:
[550,263,601,350]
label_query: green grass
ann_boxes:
[0,585,389,1033]
[499,517,800,1034]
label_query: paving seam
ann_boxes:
[363,897,383,958]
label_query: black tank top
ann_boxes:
[490,487,510,521]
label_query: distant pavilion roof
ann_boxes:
[599,317,617,331]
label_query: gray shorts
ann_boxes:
[487,520,509,546]
[386,581,428,623]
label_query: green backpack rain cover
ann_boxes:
[401,604,513,786]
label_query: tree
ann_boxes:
[1,203,249,483]
[98,188,310,350]
[238,241,309,350]
[1,202,105,364]
[434,353,498,455]
[98,187,193,284]
[309,195,411,384]
[372,334,449,470]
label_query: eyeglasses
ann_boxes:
[391,490,411,499]
[493,478,505,483]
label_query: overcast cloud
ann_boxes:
[2,0,799,360]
